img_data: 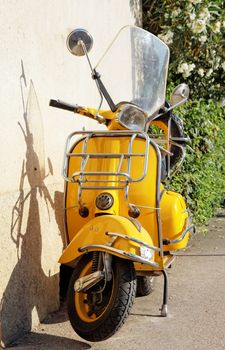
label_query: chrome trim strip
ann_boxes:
[67,153,146,158]
[170,137,189,142]
[126,217,142,232]
[158,146,173,156]
[168,141,186,177]
[149,139,164,258]
[128,203,160,210]
[80,185,126,190]
[72,171,133,182]
[79,244,159,267]
[164,256,176,269]
[167,116,172,176]
[106,232,160,252]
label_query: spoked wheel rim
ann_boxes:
[75,260,113,323]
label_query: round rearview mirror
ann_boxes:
[66,28,93,56]
[171,83,189,106]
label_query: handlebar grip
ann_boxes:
[49,99,77,112]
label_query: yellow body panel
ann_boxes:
[63,134,190,268]
[161,190,190,250]
[65,135,159,241]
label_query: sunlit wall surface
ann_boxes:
[0,0,141,346]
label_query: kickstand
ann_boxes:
[160,269,168,317]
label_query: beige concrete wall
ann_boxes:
[0,0,141,347]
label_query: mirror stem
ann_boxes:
[80,40,116,113]
[92,70,116,112]
[80,40,104,115]
[146,97,188,125]
[80,40,95,74]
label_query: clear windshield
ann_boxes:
[95,25,170,117]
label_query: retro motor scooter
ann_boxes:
[49,25,194,342]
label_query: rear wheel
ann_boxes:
[136,276,154,297]
[67,253,136,342]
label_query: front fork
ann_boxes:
[103,253,113,281]
[74,252,112,293]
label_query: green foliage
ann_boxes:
[169,99,225,224]
[143,0,225,101]
[143,1,225,223]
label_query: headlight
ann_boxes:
[118,105,146,131]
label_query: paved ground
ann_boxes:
[7,214,225,350]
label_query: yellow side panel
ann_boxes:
[161,190,189,250]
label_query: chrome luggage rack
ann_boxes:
[63,130,150,190]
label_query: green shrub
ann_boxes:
[143,0,225,101]
[143,1,225,223]
[169,99,225,224]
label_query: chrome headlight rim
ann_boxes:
[117,104,146,131]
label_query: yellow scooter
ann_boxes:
[50,25,194,342]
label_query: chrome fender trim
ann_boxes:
[79,244,159,267]
[106,232,160,252]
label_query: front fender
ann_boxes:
[59,215,155,266]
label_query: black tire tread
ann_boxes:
[136,276,154,297]
[67,255,136,342]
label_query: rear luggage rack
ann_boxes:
[63,130,150,190]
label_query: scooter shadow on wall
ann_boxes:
[0,61,85,349]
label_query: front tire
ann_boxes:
[67,254,136,342]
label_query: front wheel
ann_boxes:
[67,253,137,342]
